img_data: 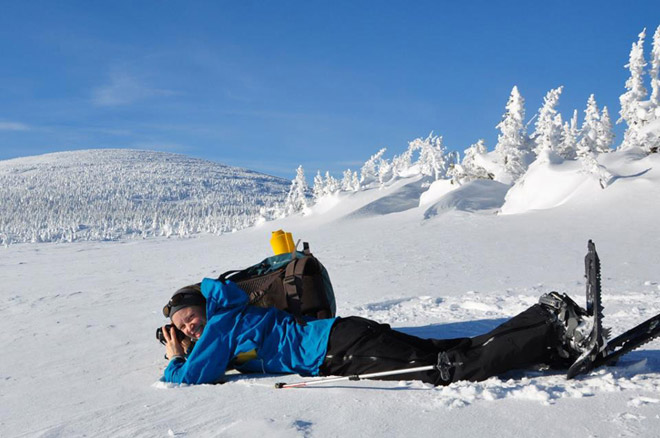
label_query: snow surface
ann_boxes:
[2,149,660,437]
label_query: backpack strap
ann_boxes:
[218,270,241,283]
[284,254,314,316]
[284,259,301,315]
[293,255,310,278]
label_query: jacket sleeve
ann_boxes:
[202,278,248,315]
[162,314,237,384]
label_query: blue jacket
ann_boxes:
[162,278,336,384]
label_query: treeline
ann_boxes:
[0,149,288,245]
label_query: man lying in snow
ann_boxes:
[159,278,595,385]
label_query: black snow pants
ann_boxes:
[318,304,563,385]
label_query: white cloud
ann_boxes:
[92,71,175,107]
[0,121,29,131]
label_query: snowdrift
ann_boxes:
[345,177,428,217]
[501,149,660,215]
[423,179,509,218]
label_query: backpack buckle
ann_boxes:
[284,275,296,285]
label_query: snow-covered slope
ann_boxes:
[501,148,660,215]
[2,149,660,437]
[0,149,289,244]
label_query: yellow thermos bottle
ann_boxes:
[270,230,296,255]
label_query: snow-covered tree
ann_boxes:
[391,147,414,177]
[532,86,564,155]
[312,171,325,202]
[410,133,450,181]
[448,139,492,184]
[557,110,579,159]
[360,148,387,187]
[377,159,393,187]
[577,95,600,157]
[324,171,340,195]
[650,25,660,107]
[619,28,648,149]
[283,165,309,216]
[646,25,660,153]
[446,153,468,186]
[446,150,460,175]
[494,86,531,182]
[580,153,614,189]
[596,106,615,153]
[341,169,354,191]
[350,171,360,191]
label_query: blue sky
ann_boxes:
[1,1,659,179]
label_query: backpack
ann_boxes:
[218,242,337,320]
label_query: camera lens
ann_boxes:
[156,324,186,345]
[156,327,166,345]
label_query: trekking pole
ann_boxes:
[274,365,436,389]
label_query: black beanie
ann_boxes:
[166,284,206,318]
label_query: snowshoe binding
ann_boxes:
[539,291,593,363]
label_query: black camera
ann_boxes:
[156,324,186,345]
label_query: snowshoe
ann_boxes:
[592,312,660,369]
[566,240,610,378]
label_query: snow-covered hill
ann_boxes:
[0,149,289,244]
[2,146,660,437]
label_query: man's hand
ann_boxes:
[181,337,193,355]
[162,325,185,360]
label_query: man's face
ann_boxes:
[171,305,207,339]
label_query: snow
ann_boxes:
[424,179,509,217]
[2,149,660,437]
[501,154,590,214]
[418,179,455,207]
